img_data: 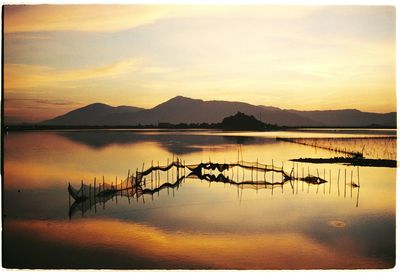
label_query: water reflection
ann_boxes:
[57,130,269,154]
[68,160,361,219]
[3,130,396,269]
[4,215,393,269]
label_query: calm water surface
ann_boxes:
[3,129,396,269]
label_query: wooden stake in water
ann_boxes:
[272,159,274,183]
[344,169,347,198]
[177,158,180,180]
[256,158,258,182]
[337,169,341,196]
[237,161,239,182]
[264,165,266,182]
[351,170,353,185]
[158,161,160,187]
[351,170,353,198]
[126,170,130,188]
[68,182,71,209]
[357,166,360,187]
[94,180,97,213]
[356,184,360,207]
[151,160,154,182]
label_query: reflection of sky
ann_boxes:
[3,131,396,268]
[4,216,394,269]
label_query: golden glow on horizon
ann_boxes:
[3,5,396,123]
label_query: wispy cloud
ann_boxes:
[5,97,77,107]
[4,5,172,33]
[4,58,142,89]
[3,5,396,119]
[4,5,320,34]
[4,96,81,123]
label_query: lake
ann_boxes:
[2,129,396,269]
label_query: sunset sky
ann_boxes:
[4,5,396,123]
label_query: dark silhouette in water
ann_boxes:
[277,137,396,167]
[67,159,355,219]
[291,156,396,168]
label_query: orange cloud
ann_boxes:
[4,59,141,90]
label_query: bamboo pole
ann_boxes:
[126,169,130,188]
[272,159,274,183]
[351,170,353,198]
[68,182,71,208]
[158,161,160,186]
[344,169,347,198]
[337,169,341,196]
[89,184,91,206]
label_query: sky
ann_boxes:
[3,5,396,123]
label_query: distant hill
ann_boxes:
[42,103,144,125]
[101,96,317,126]
[287,109,396,127]
[220,112,277,130]
[39,96,396,127]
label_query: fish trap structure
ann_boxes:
[68,159,359,218]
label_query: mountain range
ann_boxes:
[42,96,396,127]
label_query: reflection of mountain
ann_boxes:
[57,131,273,154]
[41,96,396,127]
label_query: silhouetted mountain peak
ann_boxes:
[87,102,110,107]
[40,96,396,127]
[153,96,204,110]
[169,95,203,103]
[42,102,143,125]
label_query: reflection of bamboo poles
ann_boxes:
[68,159,360,218]
[277,137,396,160]
[344,169,347,198]
[337,169,341,197]
[277,137,361,157]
